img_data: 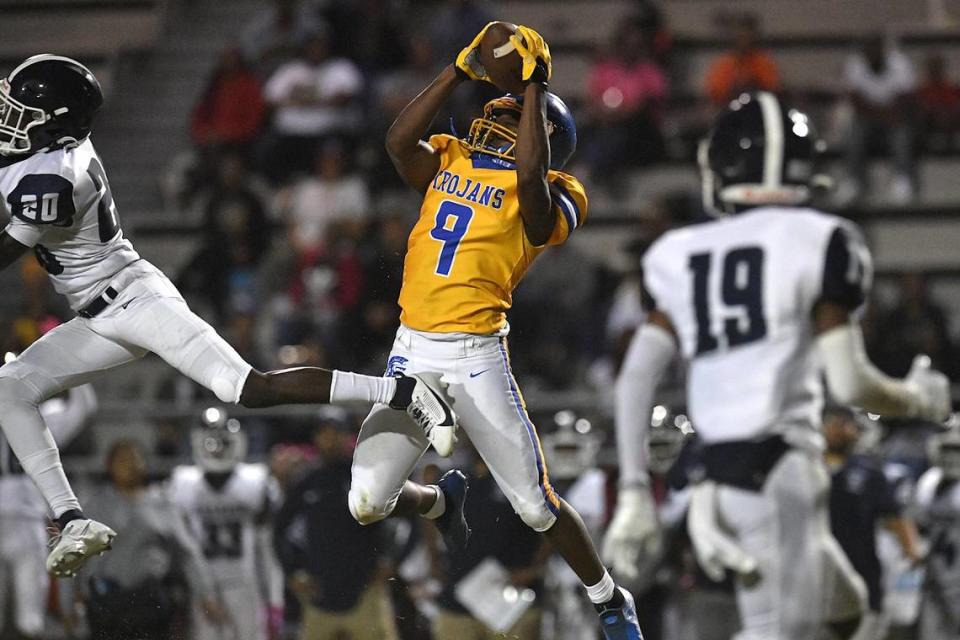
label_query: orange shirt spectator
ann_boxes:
[705,14,779,105]
[191,47,265,147]
[705,50,780,104]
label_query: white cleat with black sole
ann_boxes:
[46,519,116,577]
[391,373,459,457]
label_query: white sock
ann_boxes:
[330,371,397,406]
[423,485,446,519]
[585,570,616,604]
[20,447,81,518]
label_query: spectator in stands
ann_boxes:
[704,12,779,106]
[873,272,956,379]
[838,34,918,205]
[347,213,409,367]
[319,0,410,73]
[9,259,65,353]
[584,20,669,182]
[633,1,673,68]
[825,407,922,640]
[261,29,363,183]
[916,52,960,151]
[430,454,547,640]
[242,0,325,75]
[191,46,266,157]
[373,35,439,185]
[427,0,492,63]
[279,141,371,256]
[68,440,222,640]
[273,412,399,640]
[179,153,271,325]
[377,35,437,127]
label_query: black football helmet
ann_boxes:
[699,91,824,216]
[0,54,103,156]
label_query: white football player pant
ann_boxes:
[192,580,264,640]
[0,262,251,515]
[349,325,561,532]
[0,262,252,403]
[0,516,48,637]
[715,449,867,640]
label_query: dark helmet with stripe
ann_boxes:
[699,92,823,216]
[465,92,577,170]
[0,54,103,156]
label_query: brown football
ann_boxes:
[478,21,525,94]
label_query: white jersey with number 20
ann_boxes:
[0,139,139,310]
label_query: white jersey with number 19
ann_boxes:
[642,206,872,445]
[0,138,139,310]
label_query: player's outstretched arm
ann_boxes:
[0,231,29,271]
[815,300,951,421]
[515,83,554,246]
[513,28,554,246]
[385,65,462,194]
[603,310,678,581]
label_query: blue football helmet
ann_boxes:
[465,91,577,170]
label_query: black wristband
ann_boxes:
[527,59,549,89]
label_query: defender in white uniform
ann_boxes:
[170,408,282,640]
[0,54,455,578]
[603,92,951,640]
[915,427,960,639]
[0,383,96,638]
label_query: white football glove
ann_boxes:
[906,355,952,423]
[602,485,662,583]
[687,481,759,583]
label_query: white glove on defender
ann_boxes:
[687,481,759,583]
[602,485,662,583]
[905,355,952,423]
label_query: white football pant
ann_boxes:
[0,261,252,405]
[0,516,48,637]
[349,325,561,532]
[715,449,867,640]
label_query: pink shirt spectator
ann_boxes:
[588,58,668,118]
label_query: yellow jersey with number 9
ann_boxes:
[398,134,588,334]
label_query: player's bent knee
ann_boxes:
[0,375,42,407]
[516,502,558,533]
[348,488,392,525]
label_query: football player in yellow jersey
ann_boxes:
[346,24,644,640]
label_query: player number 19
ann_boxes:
[430,201,474,277]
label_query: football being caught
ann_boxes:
[478,21,525,94]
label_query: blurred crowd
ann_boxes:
[1,393,956,640]
[1,1,960,637]
[5,0,960,395]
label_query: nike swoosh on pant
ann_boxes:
[469,369,489,378]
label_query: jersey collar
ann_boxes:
[470,151,516,171]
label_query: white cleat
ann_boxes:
[46,519,116,578]
[393,373,459,457]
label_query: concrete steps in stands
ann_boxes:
[94,0,264,217]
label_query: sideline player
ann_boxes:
[0,55,455,577]
[0,380,96,639]
[345,24,643,639]
[170,408,282,640]
[915,426,960,639]
[603,91,951,639]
